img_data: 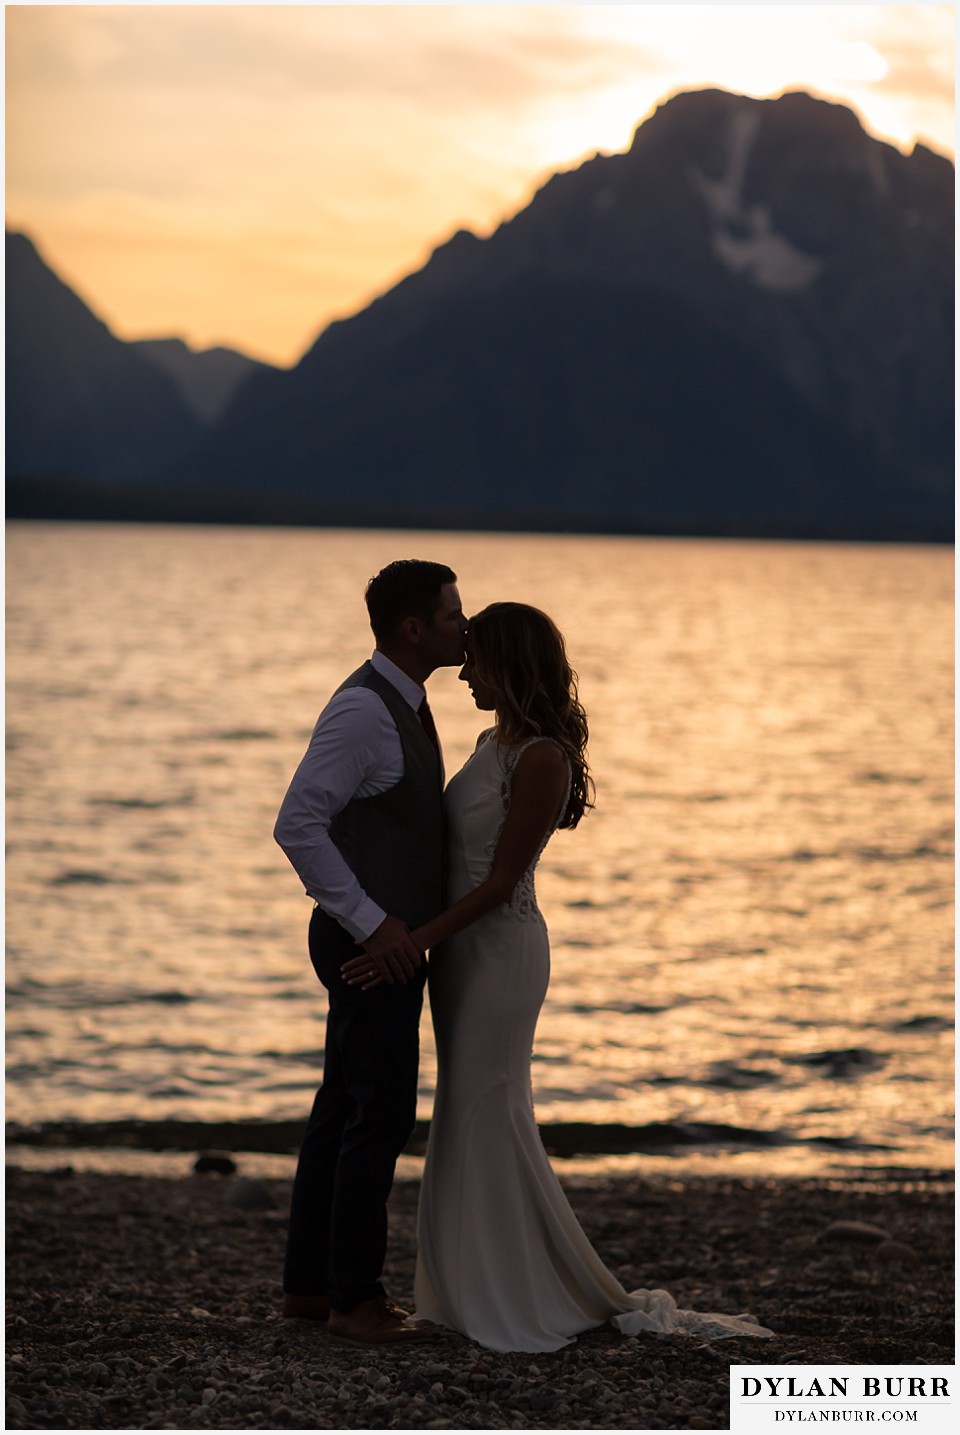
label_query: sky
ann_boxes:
[5,3,956,367]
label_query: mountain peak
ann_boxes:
[639,86,868,143]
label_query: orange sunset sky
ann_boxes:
[5,3,955,368]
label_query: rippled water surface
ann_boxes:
[5,523,954,1174]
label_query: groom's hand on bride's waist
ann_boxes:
[341,915,422,988]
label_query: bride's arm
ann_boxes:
[341,741,568,989]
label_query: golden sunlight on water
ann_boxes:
[5,523,954,1175]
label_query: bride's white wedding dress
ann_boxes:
[412,731,774,1353]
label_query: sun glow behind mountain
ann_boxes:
[521,11,896,165]
[4,3,954,367]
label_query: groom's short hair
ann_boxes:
[365,559,457,642]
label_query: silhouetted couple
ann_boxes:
[275,559,772,1351]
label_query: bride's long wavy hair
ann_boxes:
[468,602,594,830]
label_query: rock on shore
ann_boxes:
[5,1166,953,1430]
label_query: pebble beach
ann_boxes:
[5,1163,953,1431]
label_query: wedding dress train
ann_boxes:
[412,732,774,1353]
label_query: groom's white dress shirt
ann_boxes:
[274,650,427,943]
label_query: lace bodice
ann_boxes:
[443,729,571,923]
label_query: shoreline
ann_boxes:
[6,1140,954,1189]
[7,493,953,545]
[7,1115,945,1175]
[5,1114,898,1155]
[6,1164,954,1431]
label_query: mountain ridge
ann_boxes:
[130,337,274,424]
[7,88,954,540]
[5,230,273,481]
[5,230,203,484]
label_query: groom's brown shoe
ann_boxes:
[282,1291,410,1324]
[282,1293,331,1322]
[327,1292,434,1347]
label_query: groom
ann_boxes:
[274,559,467,1345]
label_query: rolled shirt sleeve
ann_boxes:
[274,687,404,942]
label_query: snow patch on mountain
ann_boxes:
[690,108,823,294]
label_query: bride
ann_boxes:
[343,602,773,1353]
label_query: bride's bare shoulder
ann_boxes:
[511,737,568,777]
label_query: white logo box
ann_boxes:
[730,1366,953,1435]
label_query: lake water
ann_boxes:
[5,522,954,1177]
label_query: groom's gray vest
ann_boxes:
[328,661,444,931]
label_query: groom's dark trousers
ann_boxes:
[283,907,427,1313]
